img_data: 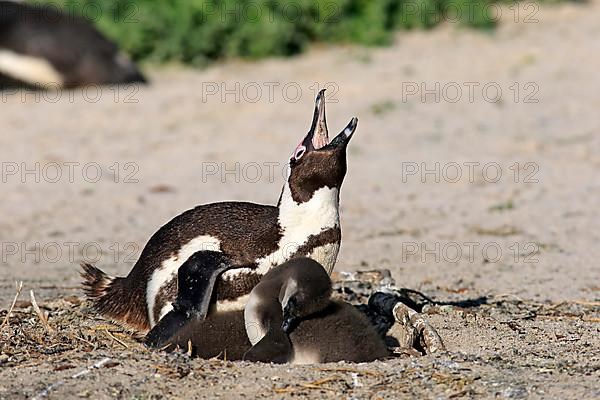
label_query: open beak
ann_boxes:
[327,117,358,148]
[303,89,357,150]
[304,89,329,150]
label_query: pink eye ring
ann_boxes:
[294,145,306,160]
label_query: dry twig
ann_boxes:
[30,290,54,333]
[1,281,24,329]
[316,366,382,377]
[103,328,128,349]
[274,375,346,394]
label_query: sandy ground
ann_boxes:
[1,1,599,398]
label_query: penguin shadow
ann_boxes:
[437,297,489,308]
[391,288,489,312]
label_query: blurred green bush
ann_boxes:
[32,0,526,65]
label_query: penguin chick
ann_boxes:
[157,309,251,360]
[243,258,389,364]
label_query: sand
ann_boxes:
[0,1,599,398]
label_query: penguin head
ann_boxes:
[284,89,358,204]
[279,258,332,333]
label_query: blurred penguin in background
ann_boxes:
[0,0,147,89]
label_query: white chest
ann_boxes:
[252,185,341,275]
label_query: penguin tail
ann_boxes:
[80,263,150,332]
[80,262,113,299]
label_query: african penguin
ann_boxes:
[243,258,390,364]
[81,90,358,348]
[0,1,146,88]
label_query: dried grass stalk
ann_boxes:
[0,281,24,329]
[30,290,54,333]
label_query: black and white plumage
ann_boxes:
[81,90,358,349]
[243,258,390,364]
[0,1,146,88]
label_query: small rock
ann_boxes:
[501,386,528,399]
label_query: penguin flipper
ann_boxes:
[145,250,233,349]
[243,329,292,364]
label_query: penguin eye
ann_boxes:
[294,145,306,160]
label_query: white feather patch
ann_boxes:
[158,303,174,322]
[215,293,250,312]
[255,182,340,274]
[0,49,64,87]
[221,267,254,280]
[281,278,297,311]
[244,292,266,345]
[146,235,221,327]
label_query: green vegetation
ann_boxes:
[489,199,515,212]
[370,100,397,115]
[32,0,530,65]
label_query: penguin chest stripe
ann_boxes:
[146,235,221,327]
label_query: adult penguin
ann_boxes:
[0,1,146,88]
